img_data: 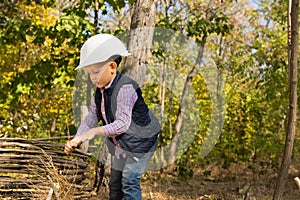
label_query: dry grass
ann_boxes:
[28,152,79,199]
[139,162,300,200]
[11,150,300,200]
[91,162,300,200]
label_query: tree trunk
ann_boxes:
[159,59,167,172]
[168,36,207,165]
[94,0,99,30]
[122,0,156,86]
[273,0,298,199]
[50,115,56,137]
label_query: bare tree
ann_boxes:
[273,0,299,199]
[122,0,156,86]
[168,36,207,165]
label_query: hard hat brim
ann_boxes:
[75,52,131,70]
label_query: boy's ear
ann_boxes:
[110,61,118,70]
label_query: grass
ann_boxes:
[27,150,81,199]
[18,153,300,200]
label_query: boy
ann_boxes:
[64,33,161,200]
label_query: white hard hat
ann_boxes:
[75,34,130,70]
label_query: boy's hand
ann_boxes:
[64,127,103,155]
[64,137,83,155]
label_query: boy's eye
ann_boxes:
[88,71,99,75]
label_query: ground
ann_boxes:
[92,162,300,200]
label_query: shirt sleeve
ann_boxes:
[102,84,138,136]
[75,97,99,136]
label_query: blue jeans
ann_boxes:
[109,140,158,200]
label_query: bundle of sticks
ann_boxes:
[0,137,93,199]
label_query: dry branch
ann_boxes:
[0,137,94,199]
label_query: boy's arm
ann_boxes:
[65,97,100,155]
[102,84,138,136]
[65,85,137,154]
[76,97,99,136]
[64,126,106,155]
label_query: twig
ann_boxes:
[294,177,300,189]
[46,188,54,200]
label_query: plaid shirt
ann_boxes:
[76,84,138,137]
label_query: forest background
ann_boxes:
[0,0,299,199]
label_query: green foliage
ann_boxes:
[152,0,292,178]
[0,0,96,138]
[187,13,232,38]
[0,0,297,182]
[200,0,289,170]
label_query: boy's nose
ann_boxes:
[90,75,100,85]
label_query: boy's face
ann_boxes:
[85,61,117,89]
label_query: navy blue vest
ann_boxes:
[94,72,161,158]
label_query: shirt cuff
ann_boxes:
[102,125,115,137]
